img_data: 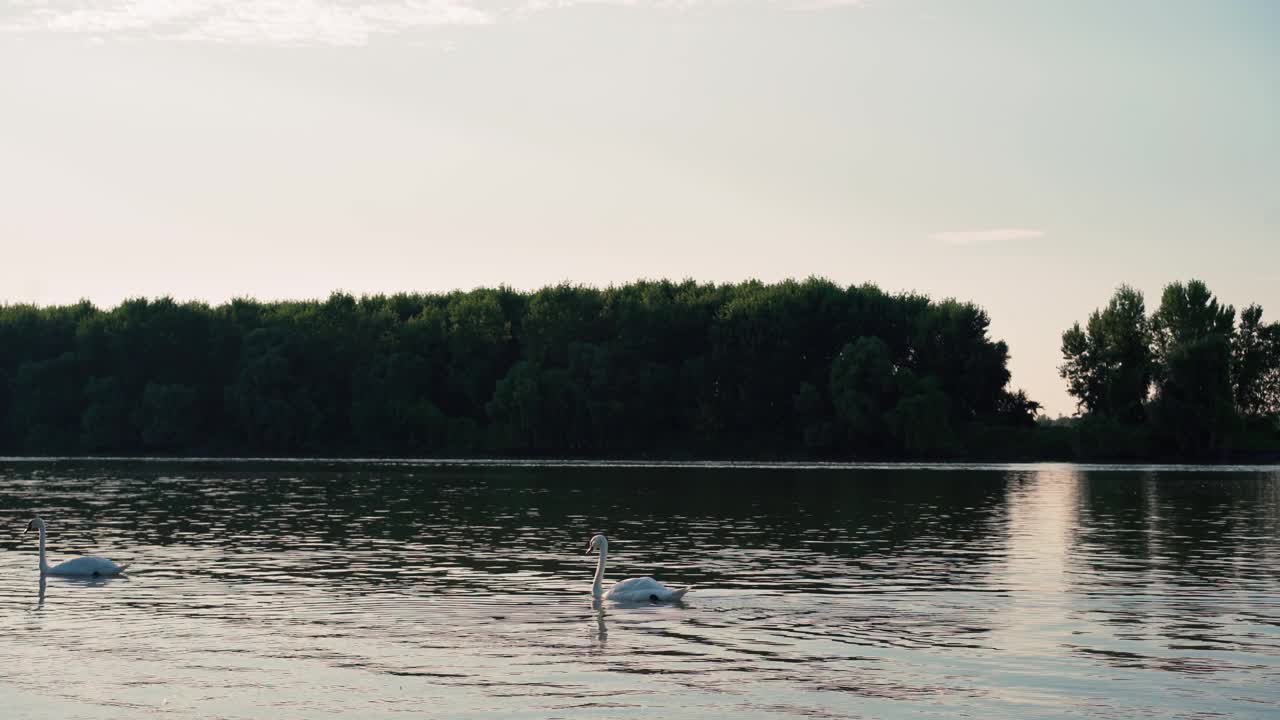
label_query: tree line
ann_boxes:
[0,279,1041,459]
[2,277,1275,460]
[1058,279,1280,459]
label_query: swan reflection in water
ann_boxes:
[592,600,608,643]
[34,573,129,611]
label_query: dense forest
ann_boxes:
[0,277,1275,460]
[1056,279,1280,460]
[0,278,1045,459]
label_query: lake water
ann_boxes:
[1,460,1278,719]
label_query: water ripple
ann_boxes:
[1,460,1278,719]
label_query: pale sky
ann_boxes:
[1,0,1277,416]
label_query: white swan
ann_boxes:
[587,534,688,604]
[25,518,128,577]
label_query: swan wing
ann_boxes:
[48,556,127,577]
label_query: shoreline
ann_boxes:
[3,455,1279,470]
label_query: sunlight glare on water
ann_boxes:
[1,461,1278,719]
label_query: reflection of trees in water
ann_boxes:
[1068,469,1280,672]
[0,462,1016,592]
[1149,474,1280,583]
[1071,471,1160,582]
[1072,470,1280,583]
[0,461,1030,701]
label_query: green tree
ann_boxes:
[520,284,606,367]
[81,376,132,451]
[140,383,200,450]
[444,290,512,419]
[350,351,445,453]
[0,278,1044,459]
[1232,305,1280,418]
[1059,285,1152,422]
[829,337,895,447]
[1151,280,1235,368]
[226,328,318,452]
[487,361,546,451]
[0,367,10,452]
[9,352,81,453]
[886,371,958,455]
[1148,280,1237,455]
[994,389,1042,428]
[793,382,834,451]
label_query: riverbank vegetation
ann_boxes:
[0,277,1275,461]
[1054,280,1280,461]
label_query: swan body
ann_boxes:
[587,534,688,604]
[604,576,688,603]
[25,518,128,577]
[47,556,128,577]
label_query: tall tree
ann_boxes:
[1148,280,1237,455]
[1059,285,1152,422]
[1232,305,1280,418]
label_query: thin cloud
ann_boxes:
[793,0,870,10]
[1,0,870,46]
[931,229,1046,246]
[1,1,495,47]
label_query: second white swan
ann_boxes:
[587,534,688,604]
[25,517,128,577]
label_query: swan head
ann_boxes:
[586,534,609,555]
[24,517,45,535]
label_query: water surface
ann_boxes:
[1,461,1278,718]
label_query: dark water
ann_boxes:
[1,461,1278,719]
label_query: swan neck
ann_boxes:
[592,548,607,597]
[37,525,49,574]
